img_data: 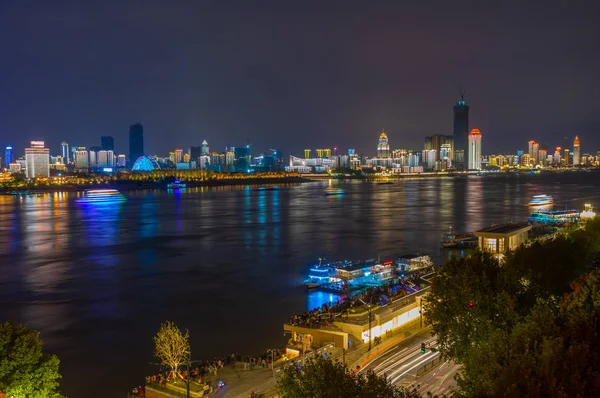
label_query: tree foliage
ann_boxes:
[277,356,421,398]
[153,321,191,378]
[0,321,62,398]
[425,218,600,397]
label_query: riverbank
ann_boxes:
[0,176,310,194]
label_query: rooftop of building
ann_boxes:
[475,223,532,235]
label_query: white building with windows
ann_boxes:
[25,141,49,178]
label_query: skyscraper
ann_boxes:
[25,141,50,178]
[573,136,581,166]
[201,140,209,155]
[175,148,183,163]
[97,150,114,168]
[453,93,470,170]
[189,146,201,161]
[61,141,69,164]
[129,123,144,161]
[304,149,311,159]
[377,131,390,158]
[468,128,482,170]
[5,146,13,169]
[101,136,114,151]
[75,148,89,171]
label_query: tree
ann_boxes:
[0,321,62,398]
[153,321,191,380]
[277,356,421,398]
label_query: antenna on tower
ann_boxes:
[459,86,467,100]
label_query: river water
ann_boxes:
[1,172,599,397]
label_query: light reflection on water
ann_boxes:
[0,173,599,397]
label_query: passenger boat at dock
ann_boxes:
[440,227,478,248]
[529,209,580,225]
[303,254,434,291]
[528,194,554,206]
[76,189,127,204]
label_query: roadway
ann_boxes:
[360,335,458,396]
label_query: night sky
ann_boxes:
[1,0,599,157]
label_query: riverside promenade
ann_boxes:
[146,274,434,397]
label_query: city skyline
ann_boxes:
[1,1,599,156]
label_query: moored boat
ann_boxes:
[529,209,579,224]
[440,227,478,248]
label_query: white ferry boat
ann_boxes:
[76,189,127,204]
[528,194,554,206]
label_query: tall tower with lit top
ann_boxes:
[377,130,390,158]
[468,128,482,170]
[573,136,581,166]
[453,90,470,170]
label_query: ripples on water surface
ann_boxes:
[1,173,599,397]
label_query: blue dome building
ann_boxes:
[132,156,161,171]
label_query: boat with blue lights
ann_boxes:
[325,188,345,196]
[529,209,579,225]
[528,194,554,206]
[303,258,344,289]
[76,189,127,204]
[167,180,186,189]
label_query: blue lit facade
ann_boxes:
[5,146,13,168]
[132,155,161,171]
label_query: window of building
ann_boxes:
[498,239,505,252]
[485,238,497,252]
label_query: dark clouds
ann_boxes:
[0,0,598,157]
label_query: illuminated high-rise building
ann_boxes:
[316,149,325,158]
[324,148,332,157]
[563,148,570,166]
[117,154,126,167]
[25,141,50,178]
[304,149,311,159]
[573,136,581,166]
[348,149,355,155]
[201,140,209,155]
[553,147,562,165]
[453,92,470,170]
[61,141,69,164]
[467,128,482,170]
[5,146,13,169]
[97,150,114,168]
[175,148,183,163]
[377,131,390,158]
[129,123,144,161]
[538,149,548,166]
[75,148,89,171]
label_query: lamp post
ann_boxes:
[359,298,373,351]
[267,349,275,377]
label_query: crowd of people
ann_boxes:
[145,348,287,389]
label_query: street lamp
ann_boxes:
[267,349,276,377]
[359,298,373,351]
